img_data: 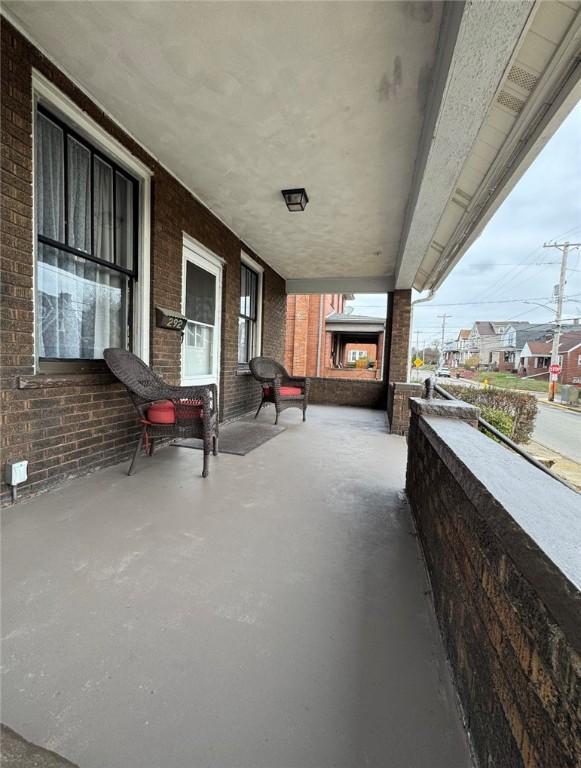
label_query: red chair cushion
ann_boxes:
[281,386,302,396]
[262,386,302,397]
[147,400,175,424]
[146,399,203,424]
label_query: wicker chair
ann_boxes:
[249,357,310,424]
[104,348,218,478]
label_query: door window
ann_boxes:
[182,246,221,384]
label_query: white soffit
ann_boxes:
[5,0,442,281]
[403,0,581,292]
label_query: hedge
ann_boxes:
[440,384,537,444]
[479,406,514,442]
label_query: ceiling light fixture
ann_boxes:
[281,188,309,212]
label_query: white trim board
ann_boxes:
[241,251,264,359]
[286,276,394,295]
[181,236,223,389]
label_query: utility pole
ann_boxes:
[437,313,451,367]
[543,241,581,401]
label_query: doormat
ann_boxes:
[174,419,286,456]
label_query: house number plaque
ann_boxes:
[155,306,187,332]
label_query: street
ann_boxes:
[533,403,581,463]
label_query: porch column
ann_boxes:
[386,289,421,434]
[387,289,411,385]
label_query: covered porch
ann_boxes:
[1,406,471,768]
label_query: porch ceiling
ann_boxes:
[5,0,442,281]
[5,1,579,292]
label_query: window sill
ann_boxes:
[236,366,252,376]
[18,372,117,389]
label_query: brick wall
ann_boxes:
[323,367,381,380]
[387,382,423,434]
[386,289,411,385]
[562,347,581,386]
[0,19,286,503]
[406,406,581,768]
[308,377,386,409]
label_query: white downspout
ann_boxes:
[408,289,436,382]
[316,295,325,377]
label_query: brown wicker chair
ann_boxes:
[249,357,310,424]
[104,348,218,478]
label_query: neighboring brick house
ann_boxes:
[520,330,581,385]
[284,293,349,377]
[285,295,385,381]
[0,19,287,503]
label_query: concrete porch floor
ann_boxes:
[1,406,473,768]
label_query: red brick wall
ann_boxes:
[562,347,581,386]
[0,19,286,503]
[285,294,331,377]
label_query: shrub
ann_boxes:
[479,406,514,442]
[440,384,537,444]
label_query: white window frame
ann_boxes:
[181,234,224,387]
[348,350,368,362]
[31,70,152,366]
[239,251,264,364]
[577,354,581,366]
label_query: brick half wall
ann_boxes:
[406,404,581,768]
[308,378,387,409]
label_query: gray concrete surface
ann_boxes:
[0,724,79,767]
[1,406,473,768]
[533,402,581,463]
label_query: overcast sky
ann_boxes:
[347,100,581,348]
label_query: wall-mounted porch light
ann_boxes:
[281,188,309,212]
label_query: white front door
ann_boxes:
[181,238,222,387]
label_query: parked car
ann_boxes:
[436,367,451,378]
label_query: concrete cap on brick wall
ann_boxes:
[409,396,480,421]
[390,382,423,393]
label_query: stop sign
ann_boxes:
[549,364,561,374]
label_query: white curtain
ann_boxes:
[36,113,64,242]
[37,120,123,359]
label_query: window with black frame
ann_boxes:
[35,105,138,367]
[238,263,259,365]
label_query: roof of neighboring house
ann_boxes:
[326,313,385,324]
[458,329,470,340]
[524,340,552,355]
[522,330,581,357]
[473,321,496,336]
[473,321,514,336]
[507,322,532,330]
[558,330,581,352]
[512,323,554,350]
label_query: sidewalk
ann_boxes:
[538,398,581,414]
[526,440,581,491]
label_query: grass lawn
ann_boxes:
[474,371,558,394]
